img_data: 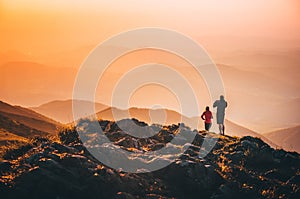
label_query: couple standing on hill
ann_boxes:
[201,95,227,135]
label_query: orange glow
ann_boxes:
[0,0,299,132]
[1,0,299,65]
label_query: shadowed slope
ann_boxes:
[0,101,62,151]
[0,101,61,135]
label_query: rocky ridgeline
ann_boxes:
[0,118,299,199]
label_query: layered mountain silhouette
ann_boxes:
[217,64,300,132]
[31,100,108,124]
[0,101,61,149]
[1,100,293,152]
[31,100,259,137]
[30,100,283,151]
[264,125,300,153]
[0,118,299,199]
[1,51,299,133]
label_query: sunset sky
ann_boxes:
[1,0,299,132]
[1,0,299,65]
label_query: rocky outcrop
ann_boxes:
[0,119,299,199]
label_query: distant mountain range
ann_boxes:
[31,99,108,124]
[264,125,300,153]
[0,99,298,153]
[1,58,299,132]
[30,99,285,150]
[32,100,260,138]
[217,64,300,132]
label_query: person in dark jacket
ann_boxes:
[213,95,227,135]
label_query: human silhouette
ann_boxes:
[213,95,227,135]
[201,106,213,131]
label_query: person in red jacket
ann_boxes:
[201,106,213,131]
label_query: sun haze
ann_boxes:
[0,0,299,132]
[1,0,299,63]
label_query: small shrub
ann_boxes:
[58,127,81,145]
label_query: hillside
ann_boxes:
[264,125,300,153]
[31,100,108,124]
[0,101,62,147]
[0,118,299,198]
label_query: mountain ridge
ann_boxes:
[264,125,300,153]
[30,100,281,150]
[31,99,108,124]
[96,106,279,149]
[0,118,299,198]
[0,101,62,149]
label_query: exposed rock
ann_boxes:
[0,118,299,199]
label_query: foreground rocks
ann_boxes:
[0,119,299,199]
